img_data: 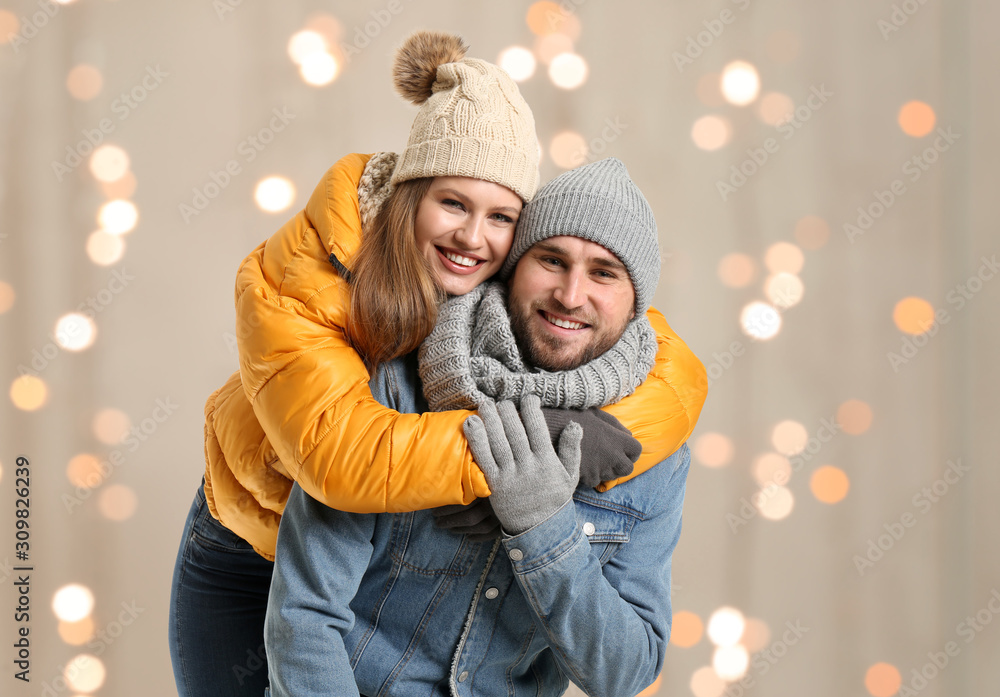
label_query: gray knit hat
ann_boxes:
[501,157,660,314]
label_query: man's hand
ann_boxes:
[431,499,501,541]
[539,407,640,488]
[463,395,582,535]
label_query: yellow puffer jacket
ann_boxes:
[203,153,707,560]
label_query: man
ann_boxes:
[265,158,702,697]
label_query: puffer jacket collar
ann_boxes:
[304,151,398,268]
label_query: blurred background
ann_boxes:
[1,1,997,695]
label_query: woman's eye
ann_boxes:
[442,198,464,209]
[491,213,514,224]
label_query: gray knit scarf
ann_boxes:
[418,282,657,411]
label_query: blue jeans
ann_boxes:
[169,480,274,697]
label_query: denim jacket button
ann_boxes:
[583,522,596,536]
[509,548,523,561]
[485,587,499,599]
[458,671,469,682]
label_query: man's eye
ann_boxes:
[540,257,562,267]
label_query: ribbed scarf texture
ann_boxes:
[418,282,657,411]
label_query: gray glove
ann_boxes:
[431,499,501,542]
[539,407,640,488]
[463,395,582,536]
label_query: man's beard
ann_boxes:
[508,296,631,372]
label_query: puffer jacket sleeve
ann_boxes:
[235,234,490,514]
[596,308,707,491]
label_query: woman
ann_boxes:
[169,31,706,697]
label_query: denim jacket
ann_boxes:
[265,351,691,697]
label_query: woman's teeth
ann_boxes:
[544,312,585,330]
[443,251,479,267]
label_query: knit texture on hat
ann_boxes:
[390,32,539,202]
[500,157,660,314]
[418,281,657,411]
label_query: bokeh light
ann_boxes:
[898,100,936,138]
[691,115,731,151]
[690,666,727,697]
[811,465,850,504]
[287,30,326,64]
[304,13,343,44]
[64,654,106,693]
[526,1,564,35]
[101,170,138,200]
[89,145,130,183]
[794,215,830,250]
[772,420,808,455]
[87,230,127,266]
[837,399,874,435]
[98,199,139,235]
[67,454,105,489]
[693,432,734,468]
[55,313,97,352]
[713,644,750,681]
[548,52,588,89]
[758,485,795,520]
[99,484,139,521]
[765,241,805,274]
[66,64,103,101]
[765,272,804,309]
[59,617,96,645]
[52,584,95,622]
[865,662,903,697]
[757,92,795,126]
[721,60,760,106]
[549,131,588,170]
[893,296,936,335]
[0,11,19,43]
[752,452,791,487]
[740,617,771,653]
[740,301,782,340]
[92,408,131,445]
[717,253,757,288]
[498,46,536,82]
[10,375,48,411]
[0,280,14,314]
[696,73,724,107]
[670,611,704,648]
[300,51,340,86]
[254,176,296,213]
[707,606,745,647]
[534,33,574,64]
[636,673,662,697]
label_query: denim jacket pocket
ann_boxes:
[572,495,638,565]
[387,512,479,576]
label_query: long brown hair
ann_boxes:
[346,177,443,371]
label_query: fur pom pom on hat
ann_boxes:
[390,31,540,202]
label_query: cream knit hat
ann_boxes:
[389,31,540,202]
